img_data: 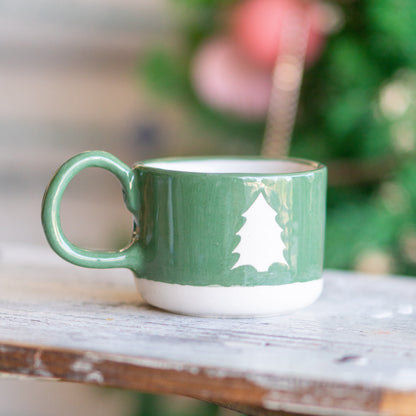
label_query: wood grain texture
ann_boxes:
[1,244,416,416]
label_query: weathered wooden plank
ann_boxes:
[0,342,383,416]
[0,244,416,416]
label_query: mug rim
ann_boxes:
[133,156,326,177]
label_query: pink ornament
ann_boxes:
[191,37,272,119]
[232,0,326,69]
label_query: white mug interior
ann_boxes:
[138,157,322,175]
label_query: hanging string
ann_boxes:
[261,8,310,158]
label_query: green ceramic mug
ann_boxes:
[42,151,327,317]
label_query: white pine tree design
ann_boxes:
[231,192,288,272]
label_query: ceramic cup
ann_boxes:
[42,151,327,317]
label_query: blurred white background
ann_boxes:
[1,1,178,415]
[0,0,179,250]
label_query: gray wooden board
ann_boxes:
[0,244,415,416]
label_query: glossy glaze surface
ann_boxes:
[136,160,326,286]
[42,151,326,297]
[41,151,142,270]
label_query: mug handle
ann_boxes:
[41,151,142,271]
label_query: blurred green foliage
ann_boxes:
[131,393,237,416]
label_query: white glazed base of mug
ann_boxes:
[135,278,323,317]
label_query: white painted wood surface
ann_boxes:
[0,244,416,416]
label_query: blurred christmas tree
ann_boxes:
[139,0,416,276]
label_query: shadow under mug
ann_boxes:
[42,151,327,317]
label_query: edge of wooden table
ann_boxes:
[0,340,414,416]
